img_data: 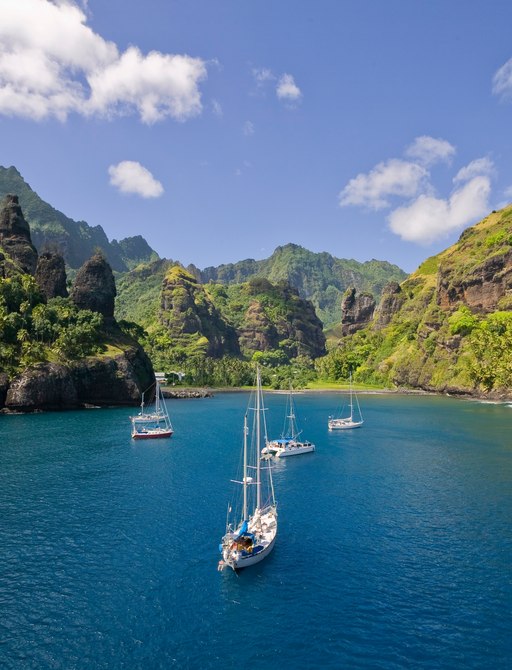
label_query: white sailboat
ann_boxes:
[328,372,363,430]
[131,378,174,440]
[262,388,315,458]
[218,367,278,571]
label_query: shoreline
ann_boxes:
[162,385,512,403]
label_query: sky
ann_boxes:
[1,1,512,273]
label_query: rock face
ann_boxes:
[157,267,326,359]
[0,194,38,276]
[238,301,280,353]
[70,253,116,317]
[437,250,512,313]
[4,346,154,412]
[188,242,407,327]
[35,249,68,299]
[374,281,405,329]
[160,266,240,357]
[340,287,376,336]
[0,373,9,407]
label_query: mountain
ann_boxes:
[119,265,326,364]
[188,243,407,326]
[320,205,512,397]
[0,194,154,412]
[0,166,158,271]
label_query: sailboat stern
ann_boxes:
[219,507,278,570]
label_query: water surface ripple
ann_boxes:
[1,394,511,669]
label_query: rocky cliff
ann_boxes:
[340,287,376,336]
[0,194,38,276]
[159,266,240,357]
[4,345,153,412]
[333,205,512,397]
[188,242,407,326]
[155,267,326,361]
[34,249,68,300]
[0,197,155,412]
[0,165,158,271]
[208,277,326,359]
[70,253,117,318]
[374,281,405,329]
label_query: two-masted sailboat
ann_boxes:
[328,372,363,430]
[262,388,315,458]
[131,377,174,440]
[218,367,277,571]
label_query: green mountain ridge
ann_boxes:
[0,166,159,271]
[189,243,407,326]
[119,265,326,377]
[319,205,512,396]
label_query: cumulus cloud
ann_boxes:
[492,57,512,97]
[339,138,495,244]
[339,159,428,210]
[0,0,207,123]
[276,73,302,103]
[388,176,491,244]
[453,157,494,183]
[108,161,164,198]
[405,135,455,166]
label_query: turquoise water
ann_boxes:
[1,393,511,669]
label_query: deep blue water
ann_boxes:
[1,392,511,669]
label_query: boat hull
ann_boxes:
[276,444,315,456]
[229,533,276,569]
[132,430,173,440]
[328,420,363,430]
[262,439,315,458]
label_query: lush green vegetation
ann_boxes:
[0,273,105,376]
[316,206,512,395]
[116,268,325,388]
[198,243,407,326]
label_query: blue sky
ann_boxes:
[1,1,512,273]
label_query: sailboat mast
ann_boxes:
[349,372,353,420]
[243,414,248,520]
[155,380,160,414]
[256,367,262,511]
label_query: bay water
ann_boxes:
[1,393,511,669]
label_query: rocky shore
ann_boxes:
[162,388,213,399]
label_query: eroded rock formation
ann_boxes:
[0,194,38,276]
[70,252,116,317]
[437,250,512,313]
[374,281,405,329]
[35,249,68,300]
[340,287,376,336]
[4,346,154,412]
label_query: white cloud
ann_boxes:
[252,67,275,86]
[405,136,455,166]
[388,176,491,244]
[0,0,207,123]
[504,185,512,198]
[453,157,494,183]
[339,159,428,210]
[276,73,302,103]
[492,57,512,97]
[88,47,206,123]
[108,161,164,198]
[243,120,255,136]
